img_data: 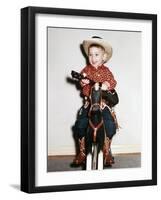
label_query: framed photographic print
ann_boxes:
[21,6,157,193]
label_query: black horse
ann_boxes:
[86,84,106,169]
[71,70,119,169]
[86,85,104,151]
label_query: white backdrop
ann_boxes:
[0,0,160,200]
[48,27,142,155]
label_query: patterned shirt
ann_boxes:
[80,64,117,97]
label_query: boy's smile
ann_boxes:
[88,46,105,68]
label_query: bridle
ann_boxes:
[89,118,104,142]
[88,86,104,143]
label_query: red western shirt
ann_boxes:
[80,64,117,97]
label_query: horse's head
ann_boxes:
[88,83,104,144]
[88,84,103,125]
[90,84,102,111]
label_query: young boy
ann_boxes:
[73,36,117,166]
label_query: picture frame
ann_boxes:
[21,6,157,193]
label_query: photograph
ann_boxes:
[47,27,142,172]
[21,6,157,193]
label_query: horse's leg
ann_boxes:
[97,150,103,170]
[86,153,92,170]
[92,143,98,170]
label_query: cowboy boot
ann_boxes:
[73,137,86,165]
[103,137,114,166]
[109,140,115,164]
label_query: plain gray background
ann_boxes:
[48,27,142,155]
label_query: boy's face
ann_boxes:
[88,46,105,68]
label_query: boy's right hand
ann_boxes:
[80,73,90,85]
[81,78,90,85]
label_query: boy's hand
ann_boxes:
[101,81,110,91]
[81,79,90,85]
[81,73,90,85]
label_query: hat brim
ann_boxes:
[83,38,113,62]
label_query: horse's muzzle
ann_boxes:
[91,104,101,112]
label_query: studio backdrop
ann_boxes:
[47,27,142,156]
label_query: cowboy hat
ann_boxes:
[82,36,113,62]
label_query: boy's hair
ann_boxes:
[88,43,105,52]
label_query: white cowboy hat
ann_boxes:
[82,36,113,62]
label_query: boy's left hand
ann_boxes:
[101,81,110,91]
